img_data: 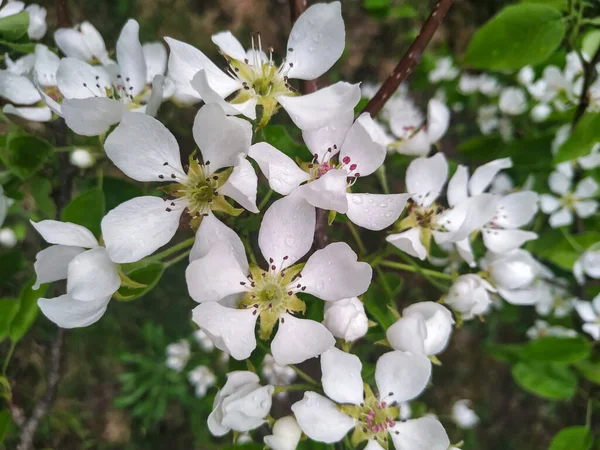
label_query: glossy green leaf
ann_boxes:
[519,337,591,363]
[582,30,600,59]
[0,131,53,180]
[555,113,600,163]
[549,426,593,450]
[511,363,577,400]
[0,39,35,53]
[61,189,106,238]
[464,4,566,71]
[25,178,56,218]
[0,298,20,341]
[0,11,29,41]
[521,0,568,10]
[573,360,600,385]
[115,263,165,302]
[10,280,48,343]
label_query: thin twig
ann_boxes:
[56,0,71,28]
[362,0,454,117]
[572,45,600,126]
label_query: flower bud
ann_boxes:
[452,400,479,429]
[208,371,274,436]
[264,416,302,450]
[387,302,454,356]
[446,274,495,320]
[0,228,17,248]
[488,251,537,290]
[70,149,95,169]
[322,297,368,342]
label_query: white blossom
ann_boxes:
[573,243,600,285]
[531,103,552,122]
[261,354,296,387]
[30,220,120,328]
[517,66,535,86]
[535,280,576,318]
[292,348,449,449]
[428,56,459,83]
[264,416,302,450]
[69,148,95,169]
[101,104,258,263]
[446,274,495,320]
[458,73,479,94]
[0,1,46,40]
[54,21,111,64]
[526,320,577,340]
[188,365,216,397]
[0,228,17,248]
[165,339,190,372]
[194,329,215,352]
[478,74,501,97]
[476,104,499,135]
[499,87,527,116]
[208,371,274,436]
[323,297,369,342]
[451,400,479,429]
[574,294,600,340]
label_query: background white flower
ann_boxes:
[187,365,216,398]
[575,294,600,340]
[451,399,479,429]
[166,339,190,372]
[323,297,369,342]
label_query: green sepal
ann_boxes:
[118,269,148,289]
[259,310,279,340]
[328,210,337,225]
[396,214,417,231]
[281,263,305,286]
[211,195,243,216]
[429,355,442,366]
[386,304,401,320]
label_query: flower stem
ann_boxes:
[164,250,191,268]
[378,260,453,281]
[151,237,195,262]
[273,383,315,395]
[1,340,16,376]
[258,189,274,210]
[347,221,366,256]
[290,364,320,387]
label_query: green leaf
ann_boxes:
[573,360,600,385]
[0,409,12,444]
[511,362,577,400]
[0,131,53,180]
[262,125,307,159]
[61,189,106,238]
[101,176,143,212]
[0,39,35,53]
[24,178,56,218]
[464,4,566,71]
[115,263,164,302]
[389,5,417,18]
[0,249,25,286]
[519,337,591,363]
[0,11,29,41]
[363,0,389,9]
[0,298,20,341]
[549,426,593,450]
[484,342,524,364]
[555,113,600,163]
[10,280,48,343]
[521,0,568,10]
[582,30,600,59]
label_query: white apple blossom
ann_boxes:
[386,302,454,356]
[535,279,576,318]
[41,20,170,136]
[451,400,479,429]
[208,371,274,436]
[54,21,111,64]
[574,294,600,340]
[188,365,216,398]
[483,249,552,305]
[249,112,410,231]
[0,228,17,248]
[477,74,501,97]
[30,220,120,328]
[446,274,495,320]
[458,73,479,94]
[387,99,450,156]
[531,103,552,122]
[323,297,369,342]
[526,320,577,340]
[187,194,372,365]
[552,125,600,170]
[539,167,598,228]
[292,348,449,449]
[428,56,459,83]
[261,354,296,387]
[165,339,190,372]
[0,1,46,39]
[194,329,215,352]
[573,243,600,285]
[166,2,350,128]
[101,104,258,264]
[264,416,302,450]
[476,104,499,135]
[517,66,535,86]
[498,87,527,116]
[69,148,95,169]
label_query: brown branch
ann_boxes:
[56,0,71,28]
[572,46,600,126]
[362,0,454,117]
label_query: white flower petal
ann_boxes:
[164,37,240,102]
[574,200,598,218]
[386,315,427,354]
[66,247,120,301]
[54,28,93,61]
[549,207,573,228]
[403,302,454,355]
[30,219,98,248]
[248,142,310,195]
[426,99,450,142]
[222,384,274,432]
[80,21,109,62]
[493,191,538,228]
[406,153,448,206]
[191,69,256,119]
[33,245,85,289]
[192,302,258,360]
[468,158,512,196]
[346,193,409,231]
[394,130,431,157]
[264,416,303,450]
[386,228,427,260]
[56,58,112,99]
[443,194,500,243]
[25,4,47,40]
[38,294,111,329]
[390,417,450,450]
[258,193,315,269]
[144,74,165,117]
[61,97,126,136]
[186,242,248,303]
[339,113,387,177]
[540,194,561,214]
[297,169,349,213]
[193,103,253,172]
[271,315,335,365]
[143,42,167,83]
[219,156,258,213]
[582,323,600,340]
[574,177,599,199]
[575,300,597,322]
[375,351,431,403]
[0,71,41,104]
[285,1,344,80]
[278,81,361,131]
[2,104,52,122]
[104,112,185,182]
[482,228,538,253]
[498,286,540,305]
[321,347,364,405]
[447,165,469,207]
[548,171,572,196]
[301,242,372,301]
[291,392,355,443]
[115,19,146,97]
[456,238,476,266]
[301,111,354,160]
[211,31,247,61]
[101,196,184,263]
[34,44,59,87]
